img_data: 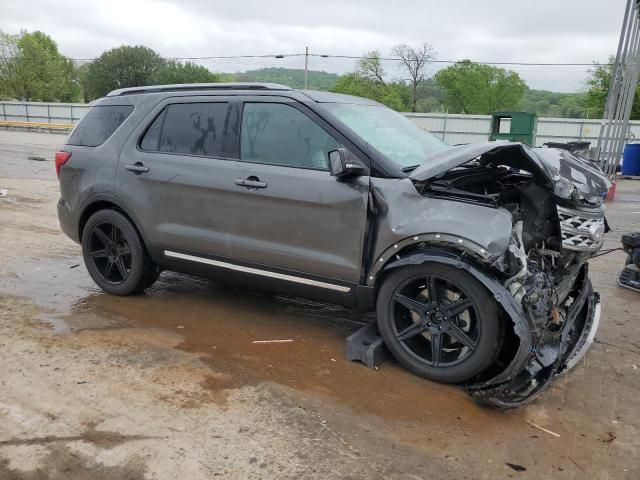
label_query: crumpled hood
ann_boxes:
[409,141,611,206]
[529,147,612,205]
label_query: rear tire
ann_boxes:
[81,209,158,295]
[376,263,502,384]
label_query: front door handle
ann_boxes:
[235,177,267,189]
[125,163,149,174]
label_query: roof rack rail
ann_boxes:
[106,82,292,97]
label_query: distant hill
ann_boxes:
[230,68,339,91]
[520,88,588,118]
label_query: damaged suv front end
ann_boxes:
[408,142,609,407]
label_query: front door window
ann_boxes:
[240,103,340,170]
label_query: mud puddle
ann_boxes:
[2,256,522,435]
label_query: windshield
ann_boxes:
[322,103,449,168]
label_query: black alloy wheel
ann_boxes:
[377,263,503,384]
[82,209,158,295]
[88,222,132,285]
[391,274,480,368]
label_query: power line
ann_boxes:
[307,53,597,67]
[25,51,600,68]
[166,53,306,60]
[2,53,307,62]
[60,53,307,62]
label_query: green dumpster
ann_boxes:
[489,111,537,146]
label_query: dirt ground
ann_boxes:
[0,129,639,479]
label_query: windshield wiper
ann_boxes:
[402,165,419,173]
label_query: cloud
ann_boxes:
[0,0,626,91]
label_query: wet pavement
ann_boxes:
[0,130,66,179]
[1,130,639,479]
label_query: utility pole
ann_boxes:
[304,46,309,90]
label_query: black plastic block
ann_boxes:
[345,322,390,369]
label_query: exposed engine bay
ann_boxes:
[408,143,610,407]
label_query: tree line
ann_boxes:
[0,31,219,102]
[330,48,527,114]
[0,29,626,119]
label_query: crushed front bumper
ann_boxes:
[468,271,601,408]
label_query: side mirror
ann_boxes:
[328,148,365,177]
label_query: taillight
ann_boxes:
[55,151,71,178]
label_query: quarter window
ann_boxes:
[240,103,339,170]
[140,109,164,151]
[140,102,228,157]
[68,105,133,147]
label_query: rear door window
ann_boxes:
[68,105,134,147]
[140,102,228,157]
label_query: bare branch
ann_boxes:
[391,42,436,111]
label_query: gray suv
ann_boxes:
[57,83,609,407]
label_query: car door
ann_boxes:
[116,96,244,260]
[227,98,370,284]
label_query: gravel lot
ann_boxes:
[1,129,639,479]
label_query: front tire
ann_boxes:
[376,263,502,384]
[81,209,158,295]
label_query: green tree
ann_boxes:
[86,45,165,99]
[331,51,411,111]
[152,60,219,84]
[415,78,445,112]
[0,30,78,101]
[332,73,409,110]
[76,62,92,103]
[558,95,588,118]
[357,50,387,85]
[584,58,614,118]
[434,60,526,114]
[516,88,589,118]
[583,57,640,120]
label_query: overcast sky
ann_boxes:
[0,0,628,92]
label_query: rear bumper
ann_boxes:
[57,198,79,243]
[468,271,600,408]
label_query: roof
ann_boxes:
[104,82,385,107]
[106,82,291,97]
[299,90,382,106]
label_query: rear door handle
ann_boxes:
[235,177,267,189]
[125,163,149,174]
